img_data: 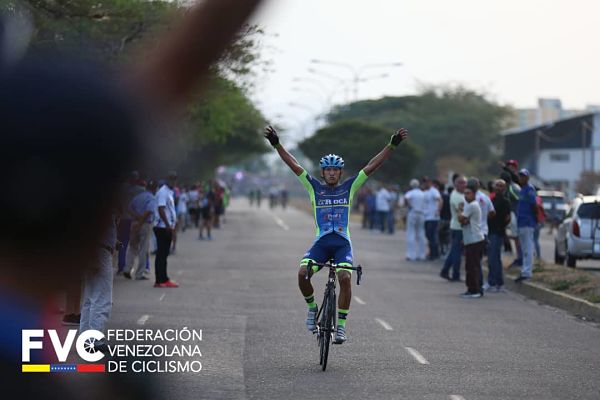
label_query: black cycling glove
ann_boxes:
[264,126,279,147]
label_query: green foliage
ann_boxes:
[326,87,510,178]
[6,0,268,179]
[12,0,179,62]
[299,120,421,183]
[176,76,267,180]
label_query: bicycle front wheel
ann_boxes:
[321,289,336,371]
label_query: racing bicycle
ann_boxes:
[305,260,362,371]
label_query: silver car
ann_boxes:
[554,195,600,267]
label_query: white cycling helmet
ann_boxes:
[319,154,344,169]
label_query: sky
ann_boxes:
[250,0,600,142]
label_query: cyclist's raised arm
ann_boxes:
[362,128,408,176]
[264,125,304,176]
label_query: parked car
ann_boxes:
[537,190,568,225]
[554,195,600,267]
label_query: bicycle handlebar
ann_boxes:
[305,260,362,285]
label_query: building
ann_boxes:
[502,112,600,198]
[507,98,591,130]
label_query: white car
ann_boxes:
[554,195,600,267]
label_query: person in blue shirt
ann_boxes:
[264,125,409,344]
[515,168,539,282]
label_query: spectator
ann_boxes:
[515,169,538,282]
[439,183,452,255]
[116,171,145,275]
[474,179,495,238]
[387,186,399,234]
[473,179,495,290]
[458,179,485,298]
[366,188,377,230]
[405,179,426,261]
[199,183,215,240]
[423,177,442,260]
[248,188,255,206]
[188,184,201,227]
[170,184,182,254]
[213,181,225,228]
[154,171,179,288]
[534,192,546,260]
[440,176,466,281]
[123,180,158,280]
[256,188,263,207]
[80,214,118,346]
[501,169,523,267]
[177,186,189,232]
[487,179,511,292]
[375,184,393,233]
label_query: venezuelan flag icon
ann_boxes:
[22,364,105,373]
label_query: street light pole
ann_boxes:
[307,67,351,103]
[310,59,403,101]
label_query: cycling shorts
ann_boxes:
[300,233,353,273]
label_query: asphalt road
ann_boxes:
[108,199,600,400]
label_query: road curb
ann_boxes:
[505,272,600,321]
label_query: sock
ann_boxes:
[304,293,317,310]
[338,309,349,328]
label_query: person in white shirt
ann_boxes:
[474,181,495,237]
[153,171,179,288]
[375,186,393,233]
[123,180,158,280]
[423,177,442,260]
[177,187,189,232]
[404,179,426,261]
[440,176,466,280]
[458,179,486,298]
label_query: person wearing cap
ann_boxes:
[123,180,158,280]
[502,159,521,185]
[153,171,179,288]
[405,178,427,261]
[457,179,486,298]
[515,168,538,282]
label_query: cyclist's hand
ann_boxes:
[264,125,279,147]
[390,128,408,147]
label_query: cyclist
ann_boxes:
[264,125,409,344]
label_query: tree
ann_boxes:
[326,87,510,179]
[4,0,269,180]
[298,120,421,183]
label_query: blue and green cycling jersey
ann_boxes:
[297,169,369,242]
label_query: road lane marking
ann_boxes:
[375,318,393,331]
[405,347,430,365]
[137,315,150,325]
[159,294,165,302]
[449,396,466,400]
[353,296,366,305]
[272,214,290,231]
